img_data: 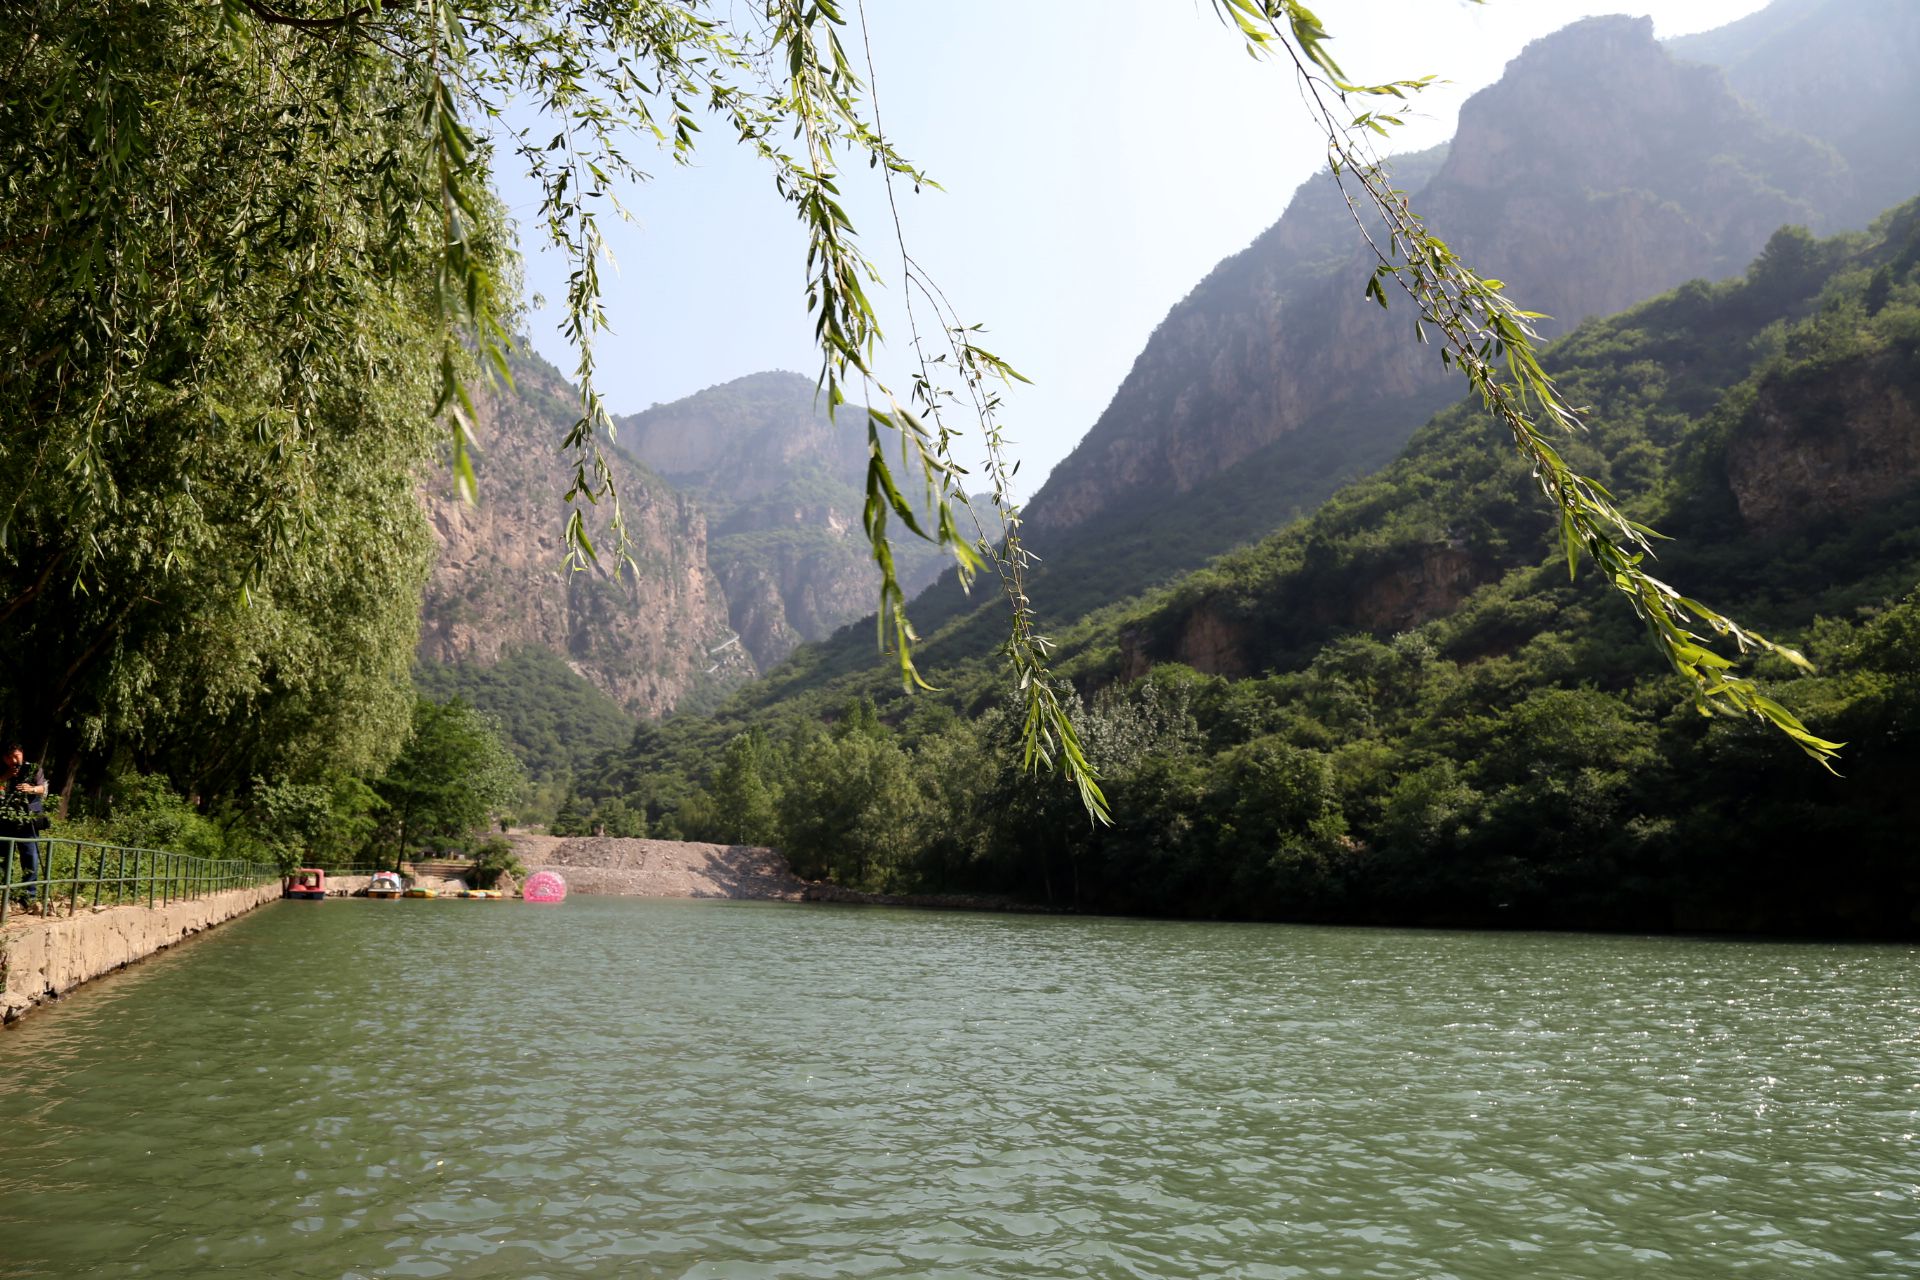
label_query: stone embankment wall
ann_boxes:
[0,882,282,1023]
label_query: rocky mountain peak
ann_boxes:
[1021,1,1880,546]
[418,353,749,718]
[617,373,946,670]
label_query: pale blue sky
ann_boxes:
[495,1,1769,494]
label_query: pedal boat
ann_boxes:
[285,868,327,901]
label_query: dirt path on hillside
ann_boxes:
[506,833,808,900]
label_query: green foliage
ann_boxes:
[549,789,596,838]
[414,648,635,821]
[580,198,1920,936]
[1,3,472,797]
[463,836,525,890]
[373,696,522,864]
[244,775,382,872]
[775,727,921,888]
[704,734,780,847]
[71,769,231,863]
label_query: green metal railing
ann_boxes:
[1,836,279,926]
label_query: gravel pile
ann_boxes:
[510,835,807,900]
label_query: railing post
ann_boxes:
[0,838,276,921]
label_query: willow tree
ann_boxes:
[0,3,498,797]
[0,0,1838,810]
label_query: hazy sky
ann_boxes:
[497,0,1770,494]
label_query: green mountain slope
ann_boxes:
[414,645,637,817]
[722,3,1920,709]
[582,198,1920,936]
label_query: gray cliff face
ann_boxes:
[1018,146,1449,534]
[617,372,946,669]
[1669,0,1920,227]
[418,356,750,717]
[618,371,867,491]
[1025,10,1897,542]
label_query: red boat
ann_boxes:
[285,868,327,900]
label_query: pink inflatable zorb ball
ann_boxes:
[522,871,568,903]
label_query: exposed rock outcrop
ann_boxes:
[1333,544,1486,634]
[617,372,947,668]
[1025,14,1880,542]
[1727,351,1920,535]
[1117,541,1490,681]
[418,354,750,718]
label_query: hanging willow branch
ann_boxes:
[851,0,1107,820]
[1211,0,1841,770]
[203,0,1839,829]
[203,0,1105,811]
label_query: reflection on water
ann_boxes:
[0,898,1916,1278]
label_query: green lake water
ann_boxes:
[0,898,1916,1278]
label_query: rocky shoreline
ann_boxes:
[508,833,1050,914]
[509,833,808,900]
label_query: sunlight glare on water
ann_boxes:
[0,898,1916,1278]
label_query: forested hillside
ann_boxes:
[774,4,1920,699]
[575,199,1920,935]
[413,646,635,821]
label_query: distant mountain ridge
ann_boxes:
[416,362,954,724]
[418,0,1920,739]
[616,371,948,669]
[417,353,750,719]
[1026,11,1860,540]
[588,196,1920,936]
[726,0,1920,711]
[1668,0,1920,226]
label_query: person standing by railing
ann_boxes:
[1,743,49,913]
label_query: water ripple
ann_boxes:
[0,903,1916,1277]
